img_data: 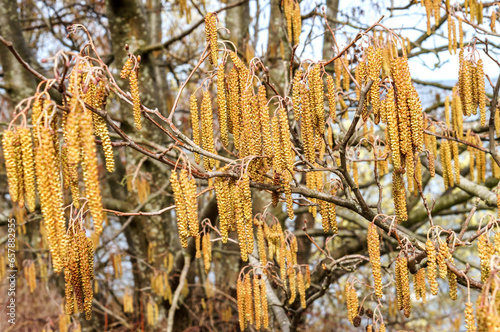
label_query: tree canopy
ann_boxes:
[1,0,500,331]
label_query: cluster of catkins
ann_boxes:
[355,44,425,222]
[475,272,500,331]
[283,0,302,45]
[458,50,486,125]
[146,297,159,326]
[64,228,94,320]
[170,169,199,248]
[213,172,254,261]
[422,0,442,35]
[2,58,113,275]
[345,282,386,331]
[237,273,269,331]
[151,270,173,304]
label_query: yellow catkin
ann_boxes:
[258,85,273,159]
[478,234,493,283]
[292,70,304,119]
[253,276,262,329]
[112,253,122,279]
[297,271,306,308]
[80,106,104,236]
[3,130,20,203]
[201,92,216,170]
[334,58,342,89]
[36,127,67,273]
[292,1,301,45]
[437,241,450,279]
[408,86,424,152]
[458,16,464,49]
[78,231,94,320]
[13,131,24,209]
[190,94,201,164]
[425,0,432,34]
[19,128,36,211]
[451,140,460,185]
[217,64,229,147]
[235,187,248,262]
[240,173,254,255]
[123,289,134,313]
[477,59,486,126]
[309,65,325,137]
[170,172,188,247]
[300,92,315,163]
[414,268,426,303]
[64,230,94,320]
[398,256,411,318]
[326,75,336,119]
[448,15,454,54]
[342,57,350,92]
[441,140,453,189]
[205,13,218,66]
[368,47,383,123]
[357,62,370,122]
[202,233,211,274]
[465,301,477,332]
[447,265,458,301]
[214,177,234,243]
[257,224,267,267]
[392,170,408,223]
[346,283,359,324]
[244,274,254,325]
[120,58,133,79]
[386,88,401,169]
[261,277,269,329]
[129,70,142,130]
[391,57,412,156]
[237,278,246,330]
[426,239,439,296]
[491,11,497,32]
[227,68,240,150]
[288,267,297,304]
[367,223,383,299]
[180,169,199,238]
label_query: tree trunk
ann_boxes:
[0,0,38,105]
[225,0,251,53]
[323,0,340,60]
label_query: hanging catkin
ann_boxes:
[217,64,229,147]
[426,239,439,295]
[205,13,218,66]
[19,128,36,212]
[3,130,21,203]
[170,171,188,247]
[368,223,383,298]
[190,94,201,164]
[80,105,104,236]
[201,91,216,169]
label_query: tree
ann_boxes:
[0,0,500,331]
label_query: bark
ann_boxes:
[266,0,288,95]
[225,0,251,52]
[0,0,38,104]
[322,0,340,60]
